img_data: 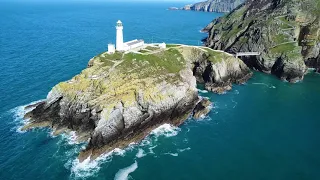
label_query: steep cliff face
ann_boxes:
[23,45,251,161]
[203,0,320,82]
[183,0,245,13]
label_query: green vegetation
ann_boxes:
[202,48,230,63]
[145,46,159,51]
[138,49,149,53]
[277,16,296,27]
[121,48,185,74]
[167,44,181,48]
[269,42,297,54]
[272,34,291,44]
[102,51,123,60]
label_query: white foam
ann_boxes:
[71,150,114,179]
[70,144,136,179]
[58,131,79,145]
[148,145,157,154]
[9,100,44,133]
[150,124,180,138]
[164,152,178,157]
[178,147,191,152]
[197,89,208,93]
[114,161,138,180]
[252,82,276,89]
[136,149,146,158]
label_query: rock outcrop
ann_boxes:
[203,0,320,82]
[183,0,245,13]
[193,97,212,119]
[23,45,251,161]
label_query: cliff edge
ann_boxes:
[183,0,245,13]
[203,0,320,82]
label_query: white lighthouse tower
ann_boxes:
[116,20,124,51]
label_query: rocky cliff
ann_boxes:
[23,44,251,161]
[183,0,245,13]
[203,0,320,82]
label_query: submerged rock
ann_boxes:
[203,0,320,82]
[23,45,251,161]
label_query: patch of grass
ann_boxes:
[145,46,159,51]
[202,48,230,64]
[277,16,296,27]
[120,48,185,77]
[139,49,149,53]
[269,42,297,54]
[239,36,249,44]
[272,33,291,44]
[100,51,123,60]
[167,44,181,48]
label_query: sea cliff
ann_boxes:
[23,44,251,161]
[183,0,245,13]
[203,0,320,82]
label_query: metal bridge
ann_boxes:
[235,52,261,59]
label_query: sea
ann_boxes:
[0,1,320,180]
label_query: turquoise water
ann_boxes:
[1,2,320,180]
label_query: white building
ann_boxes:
[123,39,145,51]
[107,44,115,54]
[109,20,145,52]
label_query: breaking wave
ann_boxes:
[70,124,182,178]
[198,89,208,93]
[9,100,44,133]
[70,148,128,179]
[150,123,181,138]
[114,161,138,180]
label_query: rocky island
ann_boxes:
[23,44,251,161]
[203,0,320,82]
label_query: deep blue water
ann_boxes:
[1,2,320,180]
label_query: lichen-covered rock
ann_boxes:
[23,45,252,161]
[203,0,320,82]
[184,47,252,93]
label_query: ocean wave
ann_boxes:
[71,148,121,179]
[58,131,80,145]
[70,145,136,179]
[197,89,208,93]
[252,82,276,89]
[114,161,138,180]
[150,123,181,138]
[9,100,44,133]
[164,152,178,157]
[177,147,191,152]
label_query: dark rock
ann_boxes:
[193,98,212,119]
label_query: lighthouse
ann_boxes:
[116,20,124,51]
[108,20,145,53]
